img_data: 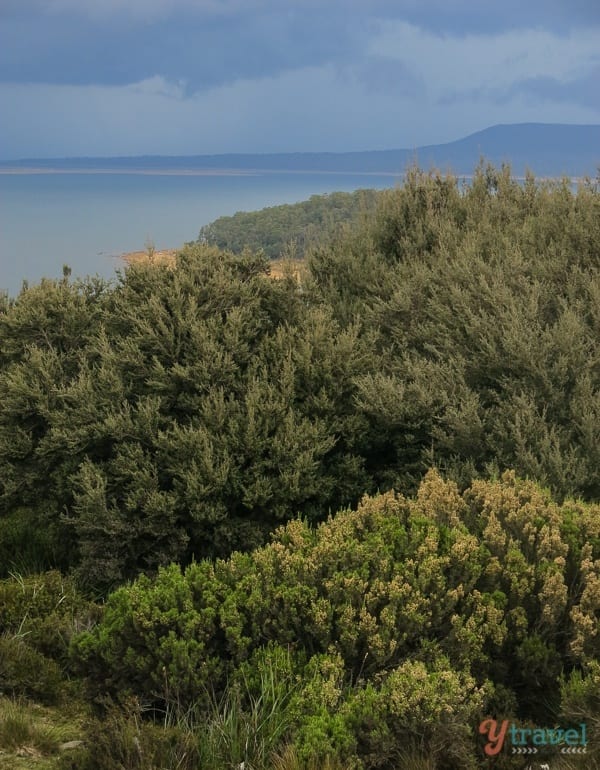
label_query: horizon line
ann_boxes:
[1,121,599,165]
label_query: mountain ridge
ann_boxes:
[1,123,599,178]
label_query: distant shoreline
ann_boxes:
[0,167,258,177]
[2,125,598,180]
[0,167,403,177]
[0,167,588,184]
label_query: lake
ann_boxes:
[0,171,400,296]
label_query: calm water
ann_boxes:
[0,172,399,296]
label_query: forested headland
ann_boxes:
[197,188,380,260]
[1,164,599,770]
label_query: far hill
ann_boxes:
[414,123,600,178]
[1,123,599,178]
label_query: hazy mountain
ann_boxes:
[413,123,600,177]
[2,123,598,178]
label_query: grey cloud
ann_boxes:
[1,1,598,95]
[14,0,600,27]
[512,67,600,110]
[1,0,260,21]
[367,0,600,34]
[0,5,364,91]
[439,66,600,111]
[348,56,425,98]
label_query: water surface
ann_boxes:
[0,171,399,296]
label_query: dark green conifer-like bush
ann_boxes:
[1,164,600,596]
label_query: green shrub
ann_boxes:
[311,167,600,501]
[559,662,600,765]
[0,570,100,706]
[289,654,484,769]
[0,570,100,663]
[72,472,494,706]
[72,471,600,767]
[0,634,64,702]
[0,508,59,577]
[3,169,600,593]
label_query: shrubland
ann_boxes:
[0,164,599,768]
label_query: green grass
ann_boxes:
[0,696,85,770]
[270,744,357,770]
[193,680,295,770]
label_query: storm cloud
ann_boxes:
[0,0,598,158]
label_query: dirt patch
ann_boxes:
[120,248,177,267]
[119,248,306,282]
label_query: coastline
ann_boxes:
[0,166,404,177]
[0,167,587,185]
[0,167,260,177]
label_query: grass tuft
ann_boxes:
[0,696,74,755]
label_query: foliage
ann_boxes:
[2,168,600,590]
[56,698,198,770]
[309,165,600,498]
[198,189,381,260]
[0,571,99,704]
[0,635,64,703]
[0,508,59,578]
[2,164,600,768]
[0,247,374,590]
[559,662,600,765]
[0,571,99,662]
[195,646,298,770]
[72,471,600,767]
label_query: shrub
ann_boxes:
[71,471,600,767]
[72,472,494,705]
[0,570,100,663]
[559,662,600,765]
[0,507,59,577]
[0,635,64,702]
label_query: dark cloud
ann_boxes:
[1,1,599,92]
[349,56,425,98]
[1,0,599,159]
[367,0,600,34]
[0,6,363,91]
[440,66,600,112]
[512,67,600,111]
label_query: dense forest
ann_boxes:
[197,189,380,259]
[1,164,599,770]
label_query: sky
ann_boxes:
[0,0,599,159]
